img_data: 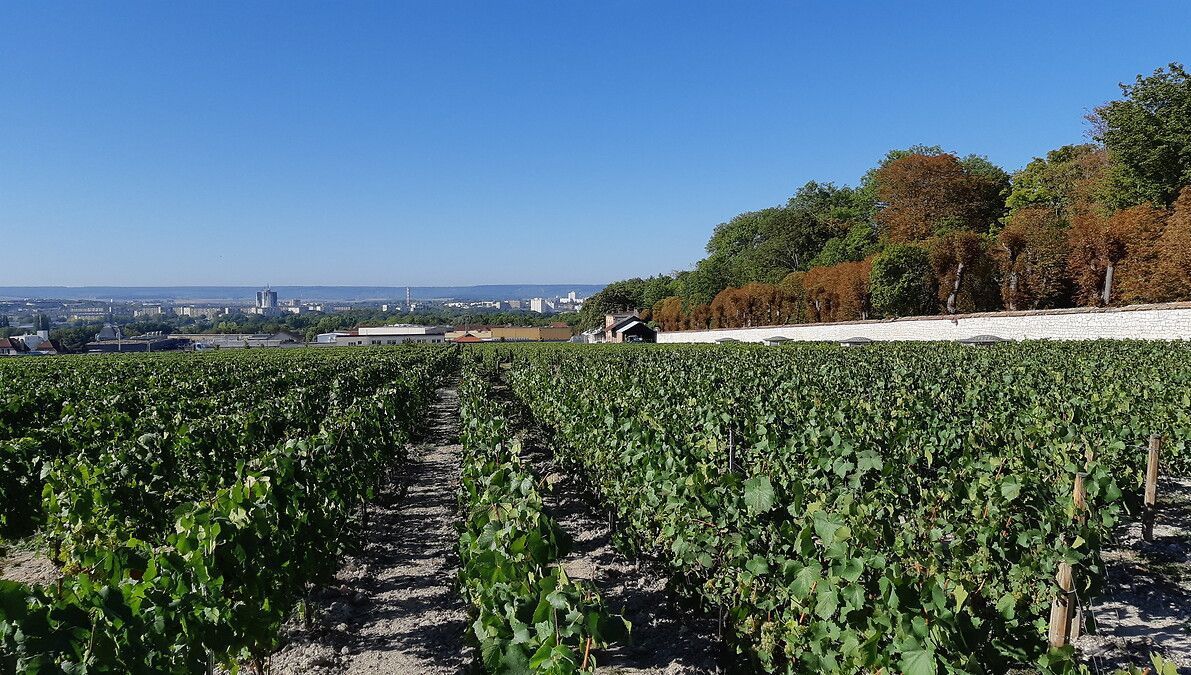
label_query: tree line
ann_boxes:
[581,63,1191,331]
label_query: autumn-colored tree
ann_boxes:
[709,283,801,328]
[1153,187,1191,301]
[1067,210,1140,306]
[779,271,811,324]
[929,231,999,314]
[685,304,711,330]
[833,260,873,320]
[652,296,685,332]
[873,152,1007,242]
[1111,203,1169,304]
[803,261,872,322]
[709,286,746,328]
[995,208,1071,310]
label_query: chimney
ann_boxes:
[36,329,49,340]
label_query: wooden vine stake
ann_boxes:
[1073,472,1087,521]
[1048,561,1076,648]
[728,426,735,473]
[1143,434,1161,541]
[1048,474,1087,648]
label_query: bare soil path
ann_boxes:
[270,384,471,675]
[1078,477,1191,673]
[510,413,722,674]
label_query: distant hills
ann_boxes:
[0,285,606,303]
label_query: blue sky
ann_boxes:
[1,2,1189,286]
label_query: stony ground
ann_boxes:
[511,408,723,674]
[1077,477,1191,673]
[0,545,58,587]
[268,384,471,675]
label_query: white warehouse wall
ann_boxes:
[656,303,1191,344]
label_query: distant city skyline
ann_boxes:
[2,2,1190,285]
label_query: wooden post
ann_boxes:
[1073,472,1087,520]
[1143,434,1161,541]
[728,427,735,473]
[1048,561,1075,648]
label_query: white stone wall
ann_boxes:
[657,303,1191,344]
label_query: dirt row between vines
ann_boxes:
[1077,477,1191,673]
[267,384,471,674]
[482,378,722,674]
[268,382,721,674]
[514,418,723,674]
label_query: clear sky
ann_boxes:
[2,2,1189,286]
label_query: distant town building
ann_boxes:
[576,326,605,344]
[95,322,123,342]
[446,328,494,341]
[2,331,62,355]
[69,307,110,322]
[340,324,449,345]
[176,306,227,320]
[134,305,165,318]
[256,287,278,311]
[529,298,555,313]
[315,330,357,344]
[171,332,303,350]
[0,337,21,356]
[85,332,190,353]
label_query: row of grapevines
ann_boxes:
[1,348,432,539]
[456,361,621,674]
[0,346,456,673]
[496,341,1191,673]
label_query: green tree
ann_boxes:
[1093,63,1191,207]
[674,260,730,309]
[786,181,875,230]
[578,278,648,327]
[1006,144,1109,219]
[869,244,936,317]
[809,223,881,268]
[639,275,678,310]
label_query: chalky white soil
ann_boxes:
[1077,477,1191,673]
[268,385,471,675]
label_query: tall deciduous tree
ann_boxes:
[1154,187,1191,301]
[651,296,685,332]
[995,208,1071,310]
[869,244,936,317]
[1067,212,1129,306]
[1092,63,1191,208]
[1111,203,1169,304]
[1006,144,1110,219]
[873,152,1008,242]
[803,260,872,322]
[929,231,999,314]
[710,283,800,328]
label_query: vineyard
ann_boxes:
[0,347,455,672]
[1,342,1189,674]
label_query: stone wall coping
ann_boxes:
[657,301,1191,334]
